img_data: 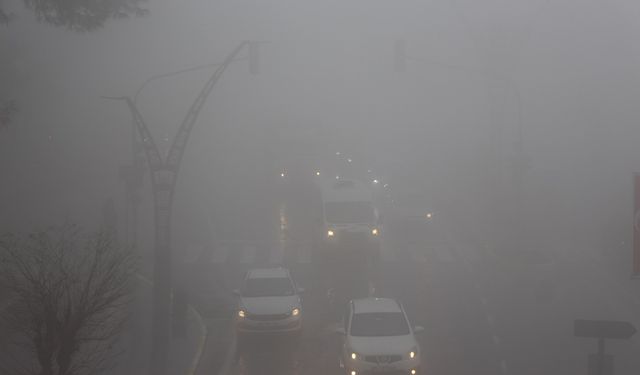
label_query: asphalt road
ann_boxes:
[181,181,640,375]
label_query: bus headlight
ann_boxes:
[327,230,335,237]
[371,228,379,236]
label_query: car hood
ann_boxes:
[240,295,300,315]
[348,335,417,355]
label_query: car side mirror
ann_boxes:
[232,289,240,296]
[413,325,424,334]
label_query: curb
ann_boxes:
[186,305,208,375]
[136,274,208,375]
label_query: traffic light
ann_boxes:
[394,39,406,73]
[249,42,260,75]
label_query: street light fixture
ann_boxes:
[103,40,259,375]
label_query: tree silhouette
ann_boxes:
[0,0,148,129]
[23,0,148,32]
[0,224,137,375]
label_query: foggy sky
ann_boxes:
[2,0,640,250]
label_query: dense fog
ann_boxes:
[3,1,640,375]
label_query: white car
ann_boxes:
[338,297,423,375]
[234,267,303,335]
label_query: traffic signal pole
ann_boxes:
[104,40,258,375]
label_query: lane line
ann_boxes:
[217,328,237,375]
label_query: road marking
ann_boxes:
[217,328,237,375]
[211,245,229,264]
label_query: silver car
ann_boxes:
[234,267,303,336]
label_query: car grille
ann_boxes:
[247,313,289,321]
[364,355,403,363]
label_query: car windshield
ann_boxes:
[324,201,375,224]
[242,277,294,297]
[350,312,410,337]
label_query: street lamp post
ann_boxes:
[104,41,258,375]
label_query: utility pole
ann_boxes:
[104,41,258,375]
[119,120,145,249]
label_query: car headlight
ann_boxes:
[371,228,378,235]
[350,352,361,360]
[238,310,246,318]
[291,308,300,316]
[408,347,418,359]
[327,230,335,237]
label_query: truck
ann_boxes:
[318,179,382,263]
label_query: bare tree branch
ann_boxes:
[0,224,137,375]
[23,0,148,32]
